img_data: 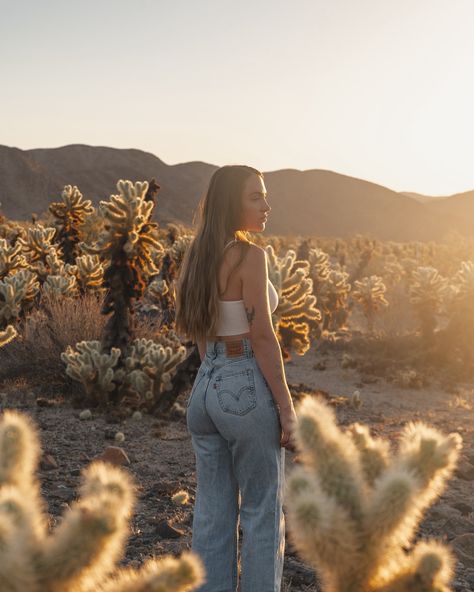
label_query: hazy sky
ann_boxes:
[1,0,473,195]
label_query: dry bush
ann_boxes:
[0,292,105,384]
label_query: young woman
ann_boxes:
[175,165,297,592]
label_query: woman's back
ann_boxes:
[214,239,278,338]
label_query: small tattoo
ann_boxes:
[245,306,255,326]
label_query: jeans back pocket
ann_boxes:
[215,368,257,416]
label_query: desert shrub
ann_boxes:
[0,292,105,383]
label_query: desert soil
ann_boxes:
[1,347,473,592]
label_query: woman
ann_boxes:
[175,165,297,592]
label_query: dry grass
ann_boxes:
[0,292,106,385]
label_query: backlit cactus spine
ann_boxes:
[352,275,388,333]
[49,184,95,264]
[285,396,461,592]
[0,409,205,591]
[265,245,321,358]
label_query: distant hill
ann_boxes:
[0,144,471,241]
[399,191,447,203]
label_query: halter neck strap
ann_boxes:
[223,238,238,252]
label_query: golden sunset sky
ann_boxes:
[1,0,472,195]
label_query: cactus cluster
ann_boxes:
[285,395,462,592]
[0,409,205,591]
[62,335,186,409]
[265,245,322,356]
[0,269,40,347]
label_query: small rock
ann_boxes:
[40,454,58,470]
[79,409,92,420]
[95,446,130,467]
[154,519,184,539]
[36,398,56,407]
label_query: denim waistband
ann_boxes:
[205,336,254,361]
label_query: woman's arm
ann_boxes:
[241,246,294,412]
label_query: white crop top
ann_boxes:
[214,240,279,337]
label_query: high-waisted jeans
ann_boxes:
[186,337,285,592]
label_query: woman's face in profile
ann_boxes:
[239,173,271,232]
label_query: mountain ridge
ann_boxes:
[0,144,472,241]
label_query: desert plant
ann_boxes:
[317,267,352,332]
[265,245,322,357]
[0,238,28,279]
[17,224,64,282]
[285,395,462,592]
[49,184,95,263]
[0,269,39,324]
[83,179,164,357]
[409,266,448,340]
[352,275,388,333]
[0,409,205,591]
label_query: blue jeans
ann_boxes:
[186,337,285,592]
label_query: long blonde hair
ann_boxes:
[175,165,263,342]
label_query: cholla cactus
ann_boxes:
[409,266,448,340]
[0,238,28,279]
[443,260,474,359]
[61,341,121,405]
[75,254,105,293]
[84,179,164,356]
[382,254,404,287]
[169,234,193,269]
[285,396,461,592]
[62,336,186,409]
[49,184,95,263]
[120,338,187,407]
[265,245,321,357]
[0,409,205,591]
[43,273,79,298]
[0,269,39,329]
[0,324,17,347]
[318,268,352,332]
[352,275,388,333]
[17,224,64,282]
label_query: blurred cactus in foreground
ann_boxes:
[285,396,462,592]
[0,409,205,591]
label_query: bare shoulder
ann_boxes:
[240,243,267,275]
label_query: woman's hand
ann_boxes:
[278,404,298,453]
